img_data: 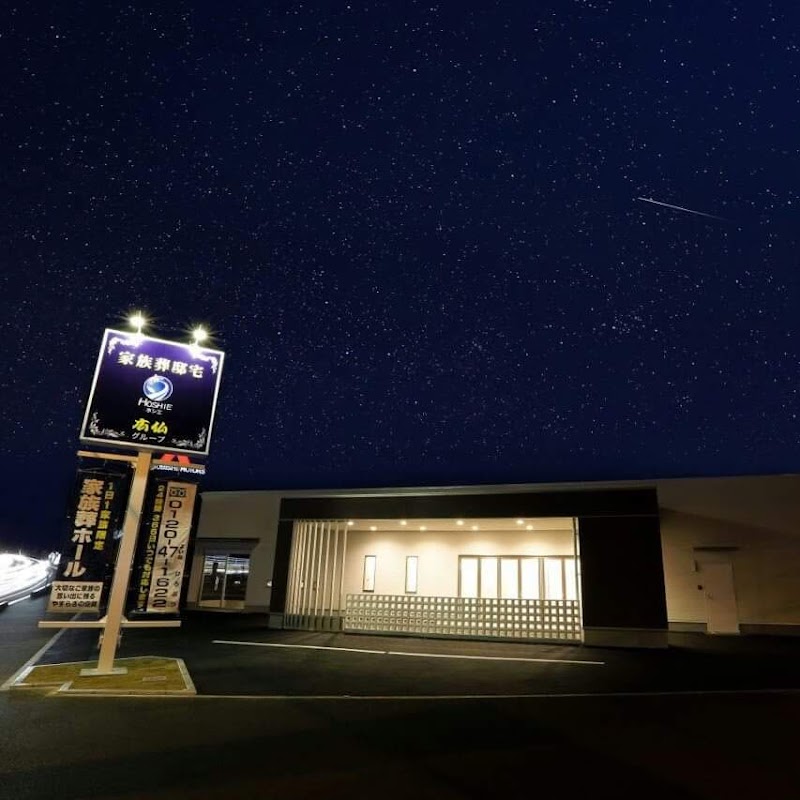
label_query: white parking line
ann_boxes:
[387,650,604,666]
[213,640,386,655]
[55,687,800,701]
[212,639,604,666]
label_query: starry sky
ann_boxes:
[2,2,799,550]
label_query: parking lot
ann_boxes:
[3,598,800,799]
[8,598,798,698]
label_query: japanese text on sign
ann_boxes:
[48,469,128,615]
[64,477,115,578]
[146,482,196,614]
[116,352,205,378]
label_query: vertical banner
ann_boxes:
[132,479,197,614]
[48,469,130,613]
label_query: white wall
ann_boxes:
[342,527,575,598]
[658,476,800,629]
[189,491,281,611]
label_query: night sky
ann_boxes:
[2,2,799,550]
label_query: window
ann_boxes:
[405,556,418,594]
[520,558,540,599]
[480,557,498,598]
[564,557,577,601]
[459,555,577,602]
[544,558,564,600]
[460,557,478,598]
[199,553,251,609]
[362,555,376,592]
[500,558,519,599]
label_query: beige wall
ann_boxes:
[342,526,575,598]
[657,476,800,628]
[189,491,281,611]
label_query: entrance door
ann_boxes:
[701,561,739,634]
[199,553,250,609]
[222,555,250,608]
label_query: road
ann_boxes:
[1,597,799,799]
[0,554,51,606]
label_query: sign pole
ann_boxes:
[40,323,224,676]
[84,449,152,675]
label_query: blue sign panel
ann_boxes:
[80,329,225,455]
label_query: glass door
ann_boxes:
[199,553,250,609]
[223,555,250,609]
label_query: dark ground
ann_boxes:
[1,597,799,799]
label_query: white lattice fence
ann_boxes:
[344,594,581,642]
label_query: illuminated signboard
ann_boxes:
[80,329,224,456]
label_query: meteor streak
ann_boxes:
[636,196,727,221]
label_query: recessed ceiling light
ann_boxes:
[456,519,464,526]
[419,525,427,531]
[516,519,524,525]
[472,525,479,531]
[526,524,533,530]
[347,520,354,526]
[369,525,377,531]
[400,520,407,526]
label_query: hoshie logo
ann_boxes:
[143,375,174,402]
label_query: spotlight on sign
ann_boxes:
[192,326,208,345]
[129,312,147,334]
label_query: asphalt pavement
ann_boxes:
[0,594,59,687]
[2,597,800,799]
[21,599,800,697]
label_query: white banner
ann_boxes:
[48,581,104,613]
[145,481,196,613]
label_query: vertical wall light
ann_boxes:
[405,556,418,594]
[362,555,376,592]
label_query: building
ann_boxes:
[185,474,800,648]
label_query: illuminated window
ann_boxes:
[460,554,577,602]
[405,556,418,593]
[564,557,578,601]
[480,557,498,598]
[520,558,540,599]
[500,558,519,599]
[544,558,564,600]
[460,557,478,598]
[362,555,376,592]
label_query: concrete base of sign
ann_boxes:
[80,666,128,676]
[7,657,196,695]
